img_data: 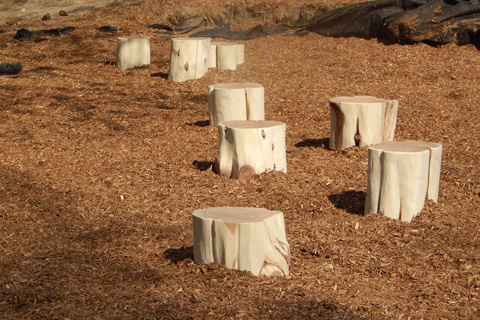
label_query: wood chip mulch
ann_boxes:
[0,0,479,319]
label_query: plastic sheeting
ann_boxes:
[148,15,291,40]
[147,0,480,48]
[306,0,480,48]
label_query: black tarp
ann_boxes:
[13,27,75,40]
[149,0,480,48]
[305,0,480,48]
[148,15,291,40]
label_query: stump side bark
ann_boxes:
[192,207,290,277]
[116,36,150,70]
[168,37,211,82]
[329,96,399,150]
[216,120,286,179]
[208,83,265,126]
[365,140,442,222]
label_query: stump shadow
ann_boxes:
[150,72,168,79]
[187,120,210,127]
[328,190,366,215]
[164,246,194,263]
[192,160,214,171]
[295,137,329,149]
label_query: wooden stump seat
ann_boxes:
[168,37,211,82]
[116,36,150,70]
[208,83,264,126]
[329,96,399,150]
[215,120,287,179]
[365,140,442,222]
[192,207,290,277]
[208,42,245,70]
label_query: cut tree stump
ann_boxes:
[192,207,290,277]
[168,37,211,82]
[208,42,217,68]
[365,140,443,222]
[116,36,150,70]
[234,44,245,65]
[216,42,237,70]
[329,96,399,150]
[208,83,265,126]
[215,120,286,179]
[209,42,244,70]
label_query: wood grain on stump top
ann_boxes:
[329,95,388,104]
[371,141,440,153]
[210,83,262,89]
[219,120,284,129]
[193,207,281,223]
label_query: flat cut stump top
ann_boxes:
[193,207,282,223]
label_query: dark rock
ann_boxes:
[0,62,22,76]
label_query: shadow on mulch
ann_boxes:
[295,137,329,149]
[187,120,210,127]
[328,190,366,215]
[164,246,194,263]
[151,72,168,79]
[192,160,214,171]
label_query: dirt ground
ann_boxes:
[0,0,479,319]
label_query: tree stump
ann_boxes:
[168,37,211,82]
[209,42,244,70]
[234,44,245,65]
[208,42,218,68]
[215,120,286,179]
[329,96,399,150]
[216,42,237,70]
[192,207,290,277]
[365,140,443,222]
[208,83,265,126]
[116,36,150,70]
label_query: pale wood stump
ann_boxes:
[168,37,211,82]
[116,36,150,70]
[215,120,287,179]
[208,42,244,70]
[192,207,290,277]
[365,140,442,222]
[208,83,265,126]
[329,96,399,150]
[234,44,245,65]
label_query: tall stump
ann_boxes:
[192,207,290,277]
[168,37,211,82]
[329,96,399,150]
[215,120,286,179]
[208,83,265,126]
[116,36,150,70]
[365,140,442,222]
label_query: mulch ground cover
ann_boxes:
[0,0,479,319]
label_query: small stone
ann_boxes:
[41,13,51,20]
[59,10,68,16]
